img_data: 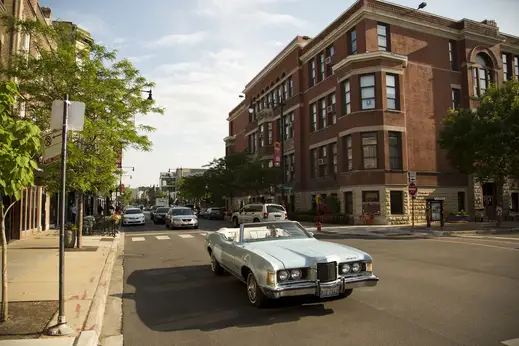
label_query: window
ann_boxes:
[343,80,351,115]
[326,45,334,76]
[386,74,399,110]
[283,80,288,100]
[248,133,257,153]
[319,145,328,177]
[362,191,380,215]
[328,93,337,125]
[451,88,461,109]
[449,40,457,71]
[343,135,353,171]
[289,77,294,96]
[259,124,265,147]
[362,132,377,169]
[515,56,519,80]
[390,191,404,214]
[360,74,376,110]
[284,112,294,140]
[277,86,282,103]
[267,92,272,107]
[377,23,389,51]
[310,149,318,178]
[388,131,402,170]
[511,192,519,212]
[473,53,493,97]
[23,34,31,58]
[319,98,327,129]
[268,160,273,168]
[308,59,316,87]
[348,28,357,54]
[502,53,510,81]
[457,191,465,212]
[331,142,338,174]
[318,53,325,82]
[285,154,295,182]
[310,103,317,132]
[344,192,353,215]
[267,122,273,145]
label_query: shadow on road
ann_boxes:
[123,264,334,332]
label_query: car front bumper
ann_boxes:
[123,219,145,225]
[261,274,379,299]
[172,221,198,228]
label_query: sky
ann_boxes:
[41,0,518,188]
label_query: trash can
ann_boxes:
[64,223,76,248]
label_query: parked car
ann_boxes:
[205,220,379,308]
[205,207,225,220]
[122,208,146,226]
[149,205,159,221]
[231,203,287,227]
[165,207,199,229]
[152,207,170,224]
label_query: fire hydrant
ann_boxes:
[316,221,322,232]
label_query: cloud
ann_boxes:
[147,31,207,48]
[246,11,308,28]
[127,54,155,63]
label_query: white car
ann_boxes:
[122,208,146,226]
[231,203,287,228]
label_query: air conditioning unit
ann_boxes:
[325,56,332,64]
[327,104,335,113]
[318,158,325,165]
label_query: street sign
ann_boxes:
[273,141,281,167]
[408,171,417,184]
[282,186,294,190]
[50,100,86,131]
[408,183,418,196]
[42,129,62,165]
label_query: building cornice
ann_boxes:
[337,65,404,83]
[243,37,309,94]
[333,51,408,74]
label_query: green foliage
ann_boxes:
[177,175,209,202]
[1,18,164,195]
[0,82,41,201]
[439,80,519,185]
[121,188,132,206]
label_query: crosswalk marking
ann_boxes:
[132,237,145,242]
[502,338,519,345]
[156,235,170,240]
[179,234,194,239]
[200,233,207,236]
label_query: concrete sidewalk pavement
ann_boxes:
[0,231,121,346]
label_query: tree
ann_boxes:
[177,174,209,205]
[439,80,519,225]
[0,81,41,322]
[2,19,164,245]
[121,188,132,207]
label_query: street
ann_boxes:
[118,219,519,346]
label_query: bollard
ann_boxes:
[316,221,322,232]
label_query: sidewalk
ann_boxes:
[0,231,120,345]
[300,221,519,238]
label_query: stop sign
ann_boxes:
[408,183,417,196]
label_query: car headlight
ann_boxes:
[352,262,361,273]
[278,270,289,281]
[290,269,302,280]
[340,263,351,274]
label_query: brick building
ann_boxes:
[225,0,519,224]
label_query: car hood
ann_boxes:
[244,238,371,270]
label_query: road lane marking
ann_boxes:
[179,234,194,239]
[456,235,519,242]
[430,239,518,251]
[131,237,145,242]
[199,233,207,236]
[502,338,519,345]
[156,235,170,240]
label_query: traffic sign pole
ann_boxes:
[408,183,418,229]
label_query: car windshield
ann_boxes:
[156,207,170,213]
[124,209,142,215]
[241,222,310,243]
[267,205,285,213]
[172,209,195,216]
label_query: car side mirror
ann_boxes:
[308,232,314,237]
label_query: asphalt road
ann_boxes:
[120,219,519,346]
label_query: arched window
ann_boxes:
[473,53,493,96]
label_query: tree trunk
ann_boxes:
[0,202,7,322]
[77,192,83,248]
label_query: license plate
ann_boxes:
[320,284,340,298]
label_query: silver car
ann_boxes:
[165,207,199,229]
[205,220,379,308]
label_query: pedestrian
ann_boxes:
[70,203,78,224]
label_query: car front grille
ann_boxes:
[182,219,192,222]
[317,262,337,283]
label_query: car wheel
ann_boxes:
[165,222,169,229]
[210,253,224,276]
[340,289,353,298]
[246,272,269,308]
[253,218,260,223]
[233,217,239,228]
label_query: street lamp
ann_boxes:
[117,166,134,207]
[239,94,255,122]
[141,89,153,101]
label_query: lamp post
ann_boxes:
[140,89,153,100]
[168,169,176,206]
[273,97,286,206]
[119,166,134,208]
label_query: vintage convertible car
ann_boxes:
[205,220,379,307]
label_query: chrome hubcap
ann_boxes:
[247,275,257,303]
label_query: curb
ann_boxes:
[74,235,121,346]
